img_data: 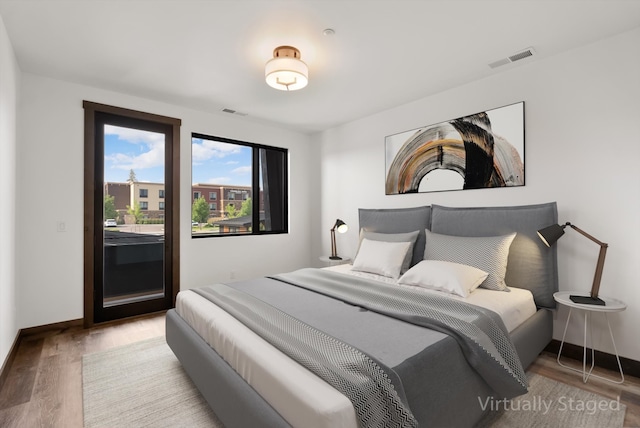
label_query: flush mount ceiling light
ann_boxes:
[265,46,308,91]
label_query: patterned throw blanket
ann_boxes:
[193,283,418,428]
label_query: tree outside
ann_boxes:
[225,203,238,218]
[239,197,252,217]
[224,198,251,219]
[104,194,118,221]
[192,197,209,225]
[126,201,144,224]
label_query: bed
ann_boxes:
[166,202,558,427]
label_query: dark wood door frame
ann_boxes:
[83,101,181,327]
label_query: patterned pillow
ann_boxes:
[424,229,516,291]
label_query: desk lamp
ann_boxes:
[537,222,608,306]
[330,219,348,260]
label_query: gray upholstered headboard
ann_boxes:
[358,202,558,308]
[358,206,431,267]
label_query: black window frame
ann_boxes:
[139,188,148,198]
[191,132,288,238]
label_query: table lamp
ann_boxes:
[537,222,608,305]
[330,219,348,260]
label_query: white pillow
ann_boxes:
[424,230,516,292]
[356,230,419,274]
[397,260,489,297]
[351,238,412,279]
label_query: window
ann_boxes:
[159,201,165,210]
[140,201,148,210]
[191,133,288,237]
[159,189,165,198]
[139,188,148,198]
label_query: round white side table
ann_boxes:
[319,256,351,267]
[553,291,626,384]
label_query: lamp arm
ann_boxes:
[568,223,608,298]
[568,223,607,246]
[591,245,607,299]
[330,228,337,258]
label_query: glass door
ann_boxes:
[102,124,166,309]
[84,103,180,325]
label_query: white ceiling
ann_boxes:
[1,0,639,134]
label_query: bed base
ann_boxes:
[166,307,552,428]
[166,309,291,428]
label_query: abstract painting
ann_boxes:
[385,102,524,194]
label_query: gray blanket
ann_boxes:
[194,268,528,427]
[270,268,528,398]
[193,283,418,428]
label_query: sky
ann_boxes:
[191,136,252,186]
[103,125,252,186]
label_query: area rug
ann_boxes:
[83,336,626,428]
[82,336,222,427]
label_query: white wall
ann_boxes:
[16,74,313,329]
[0,15,19,369]
[313,28,640,361]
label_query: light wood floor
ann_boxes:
[0,312,638,427]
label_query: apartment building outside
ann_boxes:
[192,183,263,219]
[105,181,165,222]
[131,181,165,220]
[105,181,262,223]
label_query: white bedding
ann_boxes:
[327,264,537,333]
[176,266,537,428]
[176,290,358,428]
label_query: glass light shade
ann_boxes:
[265,57,308,91]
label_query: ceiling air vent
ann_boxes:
[489,47,536,69]
[221,108,248,116]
